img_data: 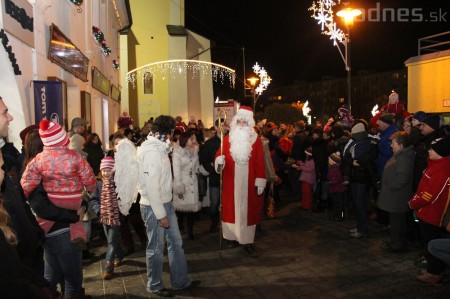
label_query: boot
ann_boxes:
[103,263,114,280]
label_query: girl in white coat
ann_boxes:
[172,132,202,239]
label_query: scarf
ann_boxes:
[100,177,121,226]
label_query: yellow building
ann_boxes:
[123,0,216,128]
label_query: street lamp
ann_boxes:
[247,77,259,111]
[309,1,361,114]
[336,7,362,114]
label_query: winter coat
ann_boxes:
[377,145,415,213]
[376,124,398,176]
[172,144,202,212]
[0,232,49,299]
[343,137,378,184]
[328,164,347,194]
[413,130,441,191]
[299,158,316,185]
[261,137,277,182]
[137,136,173,219]
[409,156,450,227]
[199,134,221,187]
[84,142,104,176]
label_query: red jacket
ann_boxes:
[409,157,450,227]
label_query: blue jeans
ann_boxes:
[428,238,450,268]
[351,182,369,235]
[209,186,220,225]
[43,231,83,297]
[103,225,124,266]
[140,202,191,292]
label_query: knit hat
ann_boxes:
[305,147,313,156]
[100,156,115,171]
[378,113,395,125]
[421,115,441,131]
[328,152,341,166]
[265,122,277,132]
[430,137,450,157]
[412,111,426,122]
[351,122,366,135]
[389,91,399,103]
[39,119,69,147]
[338,105,349,115]
[71,117,87,129]
[69,134,85,151]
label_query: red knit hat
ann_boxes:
[39,119,69,147]
[305,147,313,156]
[100,156,115,171]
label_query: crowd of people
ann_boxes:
[1,92,450,299]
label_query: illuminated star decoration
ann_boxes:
[252,62,271,95]
[309,0,346,46]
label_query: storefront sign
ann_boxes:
[33,81,63,125]
[1,0,34,47]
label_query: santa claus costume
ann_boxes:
[215,106,266,254]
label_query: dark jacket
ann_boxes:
[199,134,221,187]
[84,142,104,176]
[377,145,415,213]
[0,232,48,299]
[376,124,398,176]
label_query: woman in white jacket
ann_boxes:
[172,132,202,239]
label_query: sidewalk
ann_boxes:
[82,199,449,298]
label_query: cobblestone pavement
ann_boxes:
[82,197,449,298]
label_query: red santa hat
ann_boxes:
[39,119,69,147]
[236,106,254,119]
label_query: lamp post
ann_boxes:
[309,1,361,114]
[247,77,259,111]
[336,7,361,113]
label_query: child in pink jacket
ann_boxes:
[21,119,97,248]
[297,147,316,210]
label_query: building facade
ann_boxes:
[1,0,130,150]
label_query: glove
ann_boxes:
[214,155,225,173]
[257,186,264,195]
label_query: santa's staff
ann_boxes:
[217,109,227,257]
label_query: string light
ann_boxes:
[125,59,236,88]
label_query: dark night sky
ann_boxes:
[184,0,449,92]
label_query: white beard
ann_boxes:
[230,126,253,165]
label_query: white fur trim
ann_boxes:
[255,177,267,188]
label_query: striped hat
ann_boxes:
[39,119,69,147]
[328,152,341,166]
[100,156,115,171]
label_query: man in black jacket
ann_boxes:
[199,118,228,233]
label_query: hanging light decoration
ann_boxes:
[252,62,271,95]
[101,43,111,56]
[126,59,236,88]
[112,59,120,69]
[92,26,105,43]
[309,0,346,46]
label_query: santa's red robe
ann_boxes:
[216,134,266,227]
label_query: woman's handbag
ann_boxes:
[197,173,208,198]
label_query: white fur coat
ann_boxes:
[172,144,202,212]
